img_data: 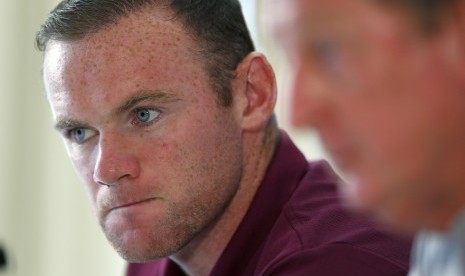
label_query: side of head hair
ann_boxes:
[36,0,255,106]
[170,0,255,106]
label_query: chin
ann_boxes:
[104,226,184,262]
[339,176,385,215]
[114,236,179,263]
[374,209,424,235]
[338,174,373,211]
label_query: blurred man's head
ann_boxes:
[265,0,465,233]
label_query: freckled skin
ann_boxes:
[266,0,465,232]
[44,8,247,262]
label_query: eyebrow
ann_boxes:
[114,90,180,115]
[54,119,90,131]
[54,90,181,131]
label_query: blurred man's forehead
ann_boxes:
[268,0,414,35]
[266,0,364,39]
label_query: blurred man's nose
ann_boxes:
[289,64,332,129]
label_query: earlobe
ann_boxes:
[235,52,277,132]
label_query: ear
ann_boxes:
[437,1,465,80]
[232,52,277,132]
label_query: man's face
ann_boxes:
[43,9,245,261]
[267,0,465,231]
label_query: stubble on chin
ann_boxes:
[98,202,207,262]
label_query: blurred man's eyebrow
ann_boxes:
[115,90,181,115]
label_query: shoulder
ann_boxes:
[255,160,411,275]
[260,243,409,276]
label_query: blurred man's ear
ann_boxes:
[232,52,277,131]
[440,1,465,82]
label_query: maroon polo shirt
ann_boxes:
[127,132,411,275]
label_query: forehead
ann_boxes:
[265,0,399,29]
[266,0,420,57]
[43,7,205,108]
[42,6,216,125]
[265,0,350,28]
[44,7,195,74]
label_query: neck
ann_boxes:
[170,126,279,276]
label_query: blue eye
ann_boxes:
[134,108,161,124]
[71,128,93,143]
[309,39,346,79]
[314,40,339,65]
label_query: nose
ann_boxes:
[289,62,332,129]
[93,132,140,186]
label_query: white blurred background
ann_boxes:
[0,0,327,275]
